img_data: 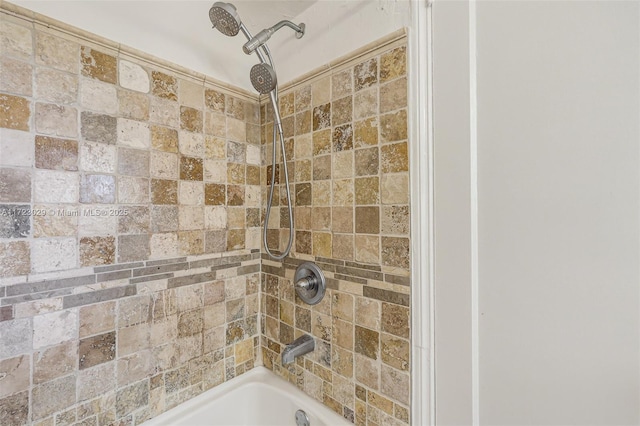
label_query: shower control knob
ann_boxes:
[295,276,317,291]
[294,262,326,305]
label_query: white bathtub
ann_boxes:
[142,366,352,426]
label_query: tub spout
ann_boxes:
[281,334,314,365]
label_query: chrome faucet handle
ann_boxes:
[295,276,317,291]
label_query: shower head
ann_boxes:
[250,63,277,94]
[209,2,241,37]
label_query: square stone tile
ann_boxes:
[0,240,30,279]
[0,128,34,167]
[381,142,408,173]
[35,135,78,171]
[0,93,30,131]
[35,32,79,73]
[118,234,150,262]
[78,141,115,175]
[180,156,203,181]
[355,147,379,176]
[0,354,30,398]
[381,236,410,269]
[0,58,32,96]
[119,59,149,94]
[180,106,203,133]
[118,147,150,177]
[333,124,353,152]
[380,77,407,113]
[152,71,178,101]
[332,96,353,126]
[151,179,178,205]
[355,176,380,205]
[79,236,115,266]
[79,174,116,204]
[35,68,78,105]
[0,204,30,238]
[380,109,407,143]
[1,20,33,59]
[33,341,76,385]
[81,111,117,144]
[111,82,140,113]
[380,46,407,83]
[31,237,77,272]
[118,176,149,204]
[354,57,378,91]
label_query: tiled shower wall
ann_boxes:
[259,38,411,425]
[0,6,262,425]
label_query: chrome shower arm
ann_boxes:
[269,20,305,37]
[243,20,305,54]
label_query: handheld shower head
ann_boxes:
[209,2,241,37]
[250,63,277,94]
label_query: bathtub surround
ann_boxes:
[260,38,411,426]
[0,3,410,426]
[1,4,261,425]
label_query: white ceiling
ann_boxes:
[12,0,411,92]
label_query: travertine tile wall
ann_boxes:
[0,7,262,425]
[259,40,411,425]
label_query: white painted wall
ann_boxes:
[269,0,411,84]
[13,0,410,91]
[433,1,640,424]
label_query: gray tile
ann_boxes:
[131,262,188,277]
[0,204,30,238]
[167,271,216,289]
[7,274,96,296]
[63,285,136,309]
[384,273,410,286]
[363,286,409,307]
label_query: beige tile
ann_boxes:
[151,71,178,101]
[32,375,76,420]
[1,20,33,59]
[308,75,330,106]
[205,88,225,112]
[0,93,30,131]
[355,353,379,390]
[381,174,409,205]
[0,354,30,398]
[380,77,407,113]
[380,333,409,371]
[381,236,410,269]
[332,69,353,99]
[0,57,32,96]
[81,47,117,84]
[35,32,79,73]
[0,168,29,203]
[79,236,115,266]
[294,85,311,112]
[380,365,409,405]
[80,301,116,338]
[380,46,407,83]
[381,205,410,235]
[355,235,379,264]
[35,68,78,105]
[355,176,380,205]
[381,142,408,173]
[180,106,203,133]
[354,57,378,91]
[380,109,407,143]
[312,232,332,257]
